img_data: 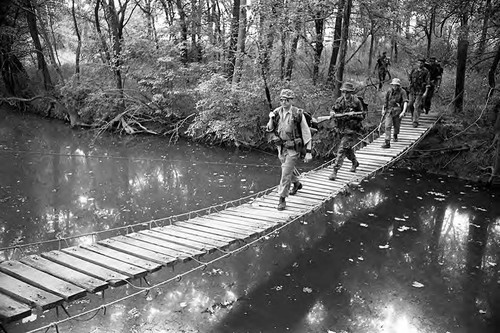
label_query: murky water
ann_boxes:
[1,109,499,333]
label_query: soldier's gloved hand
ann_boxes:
[303,152,312,163]
[269,112,275,119]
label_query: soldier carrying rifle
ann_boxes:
[328,82,365,181]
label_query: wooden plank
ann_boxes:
[174,221,247,240]
[138,229,213,252]
[226,206,291,222]
[254,200,304,212]
[187,217,257,237]
[199,215,268,233]
[20,255,107,293]
[215,210,277,225]
[98,238,178,265]
[0,271,63,311]
[0,292,31,323]
[82,243,162,273]
[169,225,237,244]
[127,233,206,256]
[61,247,147,279]
[113,235,193,260]
[41,250,129,287]
[153,226,232,249]
[0,261,86,301]
[217,211,276,226]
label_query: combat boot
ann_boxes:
[350,160,359,172]
[393,134,398,142]
[289,181,302,195]
[328,168,338,181]
[381,140,391,148]
[277,196,286,211]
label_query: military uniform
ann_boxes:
[267,89,312,210]
[408,60,430,127]
[374,54,391,90]
[383,82,408,146]
[329,87,364,180]
[424,59,443,113]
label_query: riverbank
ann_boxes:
[396,113,497,184]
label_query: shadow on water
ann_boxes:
[1,109,500,333]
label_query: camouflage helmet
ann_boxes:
[280,89,295,99]
[340,82,355,92]
[390,78,401,86]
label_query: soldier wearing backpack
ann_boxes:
[266,89,313,211]
[408,57,431,127]
[328,82,365,181]
[381,78,408,148]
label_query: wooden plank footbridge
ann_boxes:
[0,114,439,331]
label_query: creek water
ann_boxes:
[1,108,499,333]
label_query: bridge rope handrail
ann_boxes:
[23,199,330,333]
[0,94,457,256]
[0,185,278,254]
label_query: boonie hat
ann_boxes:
[390,78,401,85]
[280,89,295,99]
[340,82,355,92]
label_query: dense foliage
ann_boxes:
[0,0,499,179]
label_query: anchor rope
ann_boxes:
[24,201,327,333]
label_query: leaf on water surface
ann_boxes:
[379,244,389,249]
[416,196,423,200]
[303,287,313,293]
[368,213,375,217]
[359,223,368,227]
[394,217,406,221]
[272,285,283,291]
[479,310,486,314]
[180,302,187,308]
[398,226,410,231]
[412,281,424,288]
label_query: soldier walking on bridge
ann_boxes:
[266,89,313,211]
[408,57,430,127]
[381,78,408,148]
[328,82,365,181]
[423,56,443,114]
[374,51,391,90]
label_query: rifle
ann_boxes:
[316,111,366,123]
[377,107,387,134]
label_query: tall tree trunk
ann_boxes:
[327,0,345,84]
[368,21,375,69]
[175,0,188,63]
[488,41,500,185]
[25,0,53,91]
[227,0,240,78]
[312,13,325,85]
[101,0,124,94]
[476,0,491,59]
[232,5,247,84]
[71,0,81,77]
[285,19,300,81]
[454,14,469,113]
[426,6,436,57]
[37,5,64,83]
[94,1,111,64]
[334,0,352,98]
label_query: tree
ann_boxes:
[334,0,352,97]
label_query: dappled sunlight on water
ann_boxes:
[1,109,500,333]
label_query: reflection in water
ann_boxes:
[2,109,500,333]
[0,109,283,258]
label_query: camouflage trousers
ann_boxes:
[408,93,424,125]
[384,114,401,141]
[333,133,357,170]
[278,148,300,198]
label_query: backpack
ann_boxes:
[269,107,317,156]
